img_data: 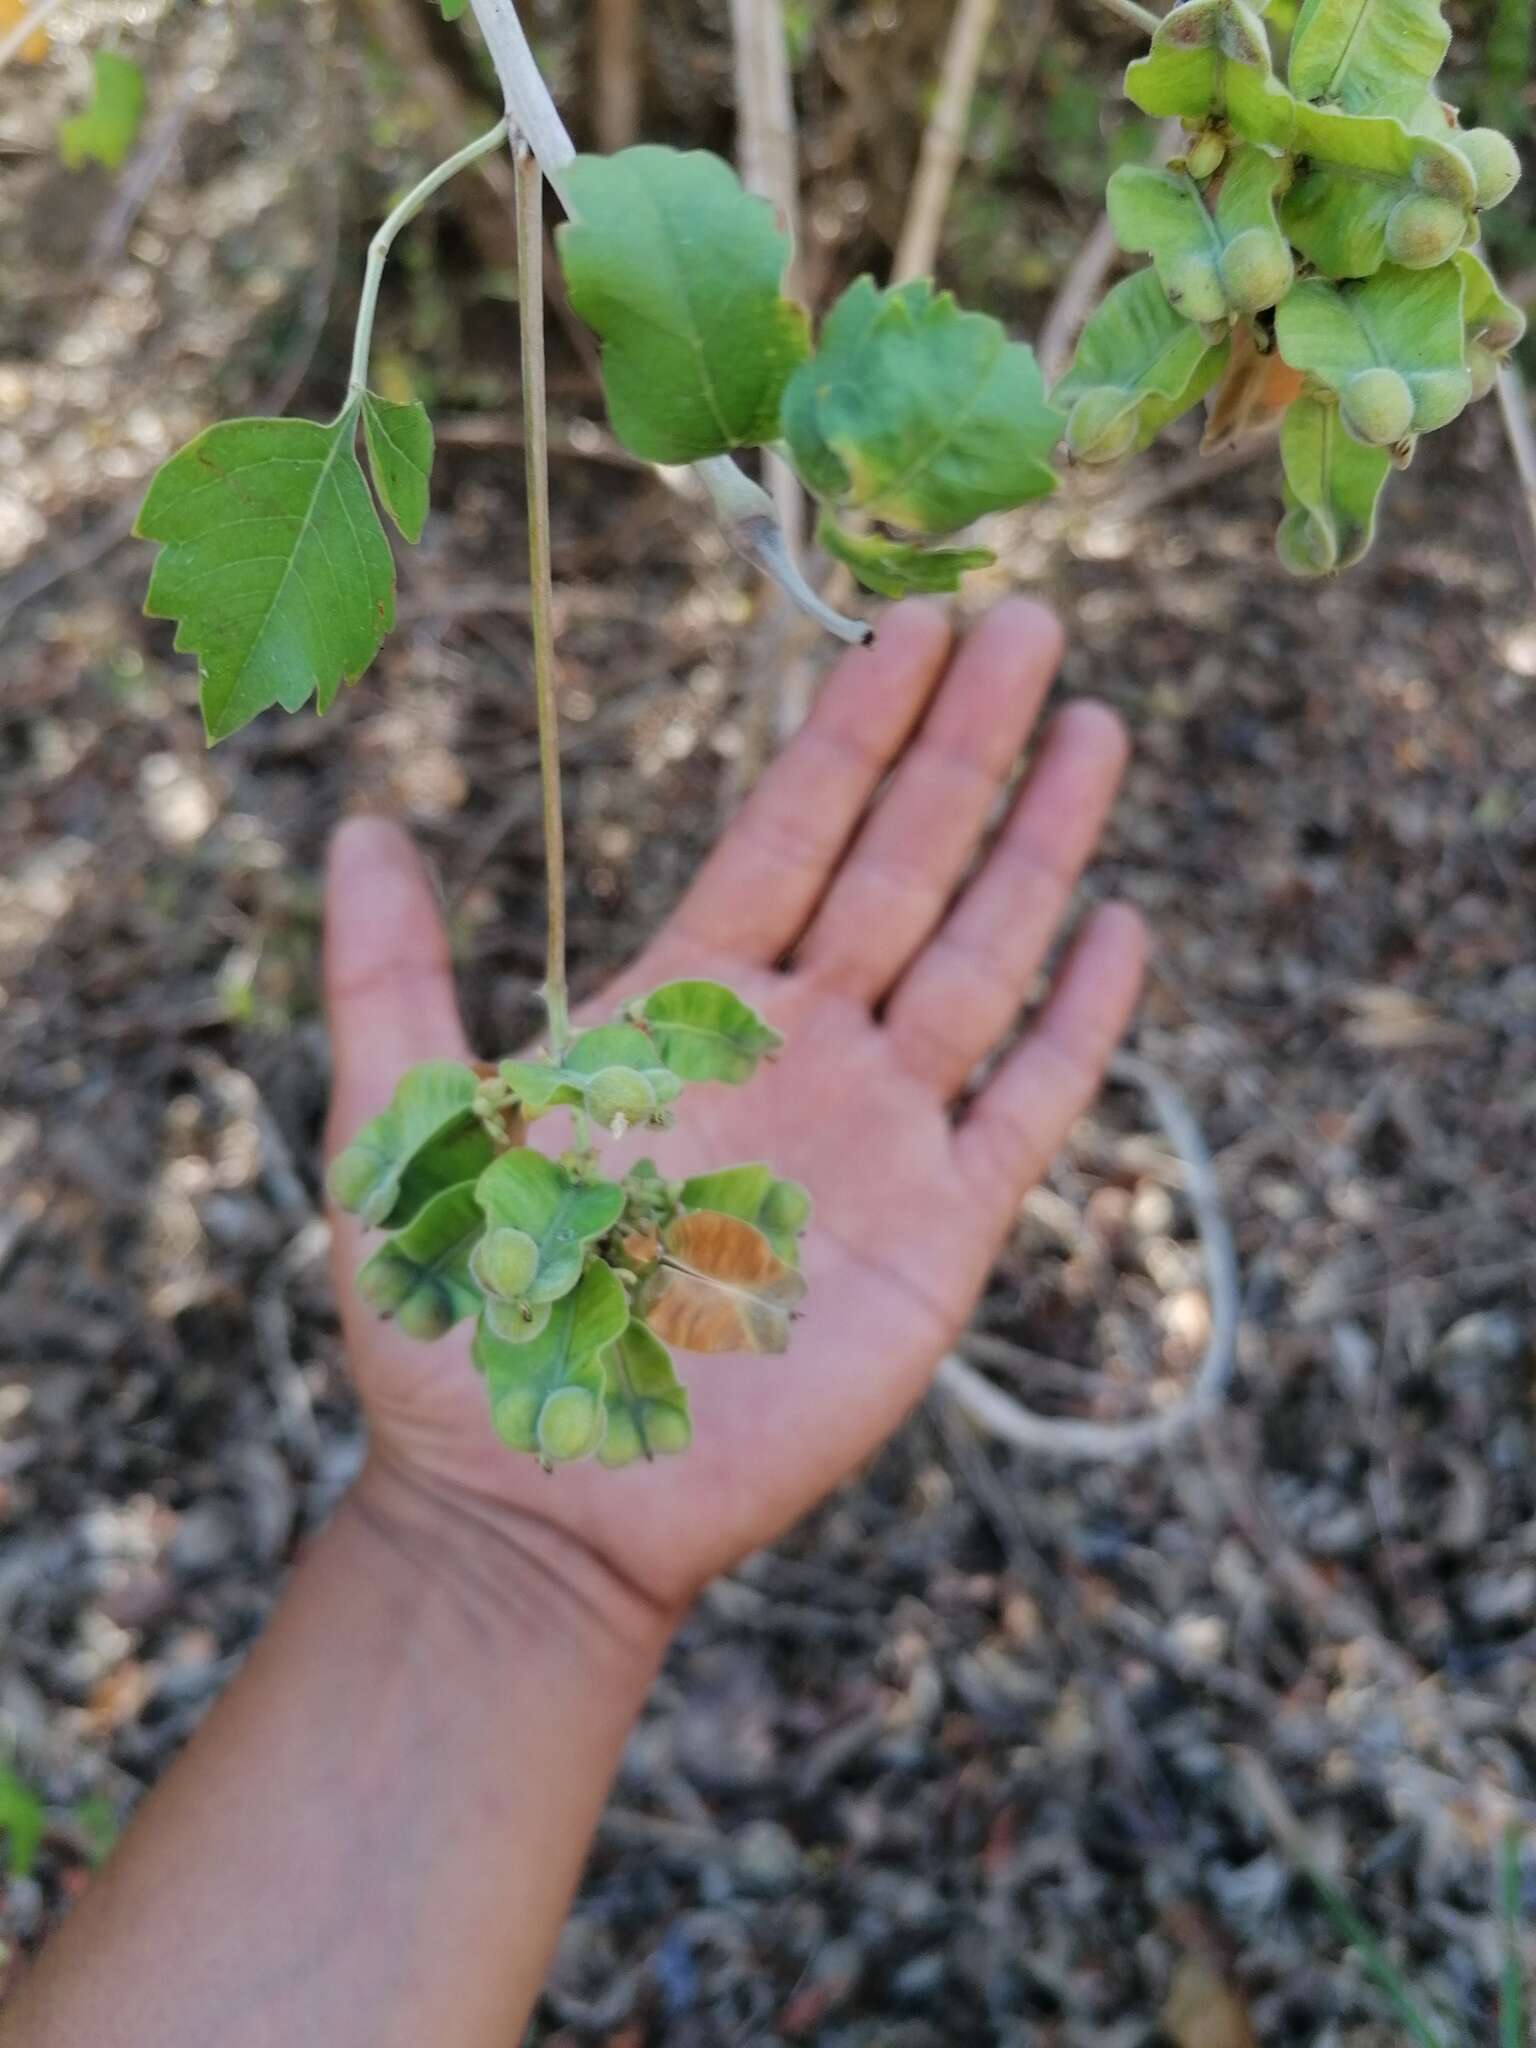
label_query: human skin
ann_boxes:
[0,599,1146,2048]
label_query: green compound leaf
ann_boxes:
[1288,0,1450,116]
[1275,263,1472,442]
[817,515,994,598]
[59,51,145,172]
[1283,103,1474,278]
[327,1060,487,1228]
[598,1320,693,1467]
[475,1150,625,1306]
[1107,145,1295,324]
[136,410,396,742]
[355,1181,485,1341]
[499,1024,682,1121]
[1123,0,1296,151]
[633,980,783,1085]
[1276,395,1393,575]
[473,1259,629,1457]
[361,393,433,543]
[779,275,1060,534]
[1053,267,1231,464]
[557,145,811,464]
[679,1162,812,1264]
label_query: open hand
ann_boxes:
[324,600,1145,1622]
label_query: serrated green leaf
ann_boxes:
[473,1260,629,1453]
[780,275,1060,532]
[1275,263,1472,437]
[1288,0,1449,115]
[635,981,782,1085]
[136,412,395,741]
[356,1181,485,1339]
[557,145,810,464]
[598,1320,692,1466]
[817,514,994,598]
[475,1150,625,1305]
[1275,397,1392,574]
[1283,103,1473,277]
[1124,0,1296,150]
[1107,145,1294,323]
[1053,267,1231,460]
[327,1060,485,1227]
[59,51,145,172]
[362,393,433,543]
[679,1162,811,1263]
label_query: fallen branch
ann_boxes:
[934,1051,1240,1461]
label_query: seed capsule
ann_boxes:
[1407,366,1472,433]
[1455,127,1520,210]
[1339,367,1414,447]
[1182,129,1226,181]
[472,1224,541,1302]
[484,1297,552,1344]
[536,1385,605,1465]
[395,1284,454,1342]
[356,1253,417,1317]
[1064,386,1139,465]
[1384,193,1467,269]
[327,1143,388,1223]
[1276,507,1337,578]
[584,1065,658,1134]
[1163,251,1227,325]
[1218,228,1294,316]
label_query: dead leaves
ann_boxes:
[637,1210,805,1354]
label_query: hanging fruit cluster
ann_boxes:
[1057,0,1525,571]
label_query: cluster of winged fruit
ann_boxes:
[1055,0,1525,571]
[327,981,810,1471]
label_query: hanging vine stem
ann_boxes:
[465,0,870,646]
[514,141,570,1058]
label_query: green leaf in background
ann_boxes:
[598,1320,693,1466]
[634,981,782,1085]
[1275,396,1392,574]
[780,276,1060,532]
[0,1763,45,1882]
[475,1150,625,1306]
[1457,247,1526,395]
[817,515,994,599]
[1107,145,1294,324]
[1287,0,1450,117]
[136,411,397,741]
[557,146,811,464]
[1124,0,1296,151]
[435,0,468,16]
[1053,267,1230,464]
[361,393,434,543]
[59,51,145,172]
[679,1161,811,1264]
[355,1181,485,1340]
[1275,263,1472,440]
[327,1060,485,1227]
[1283,104,1474,276]
[474,1259,629,1458]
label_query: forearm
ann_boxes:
[1,1458,671,2048]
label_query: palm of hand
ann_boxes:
[325,602,1144,1614]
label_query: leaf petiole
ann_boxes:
[347,116,512,399]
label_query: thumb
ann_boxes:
[323,817,471,1157]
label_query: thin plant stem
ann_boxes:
[515,143,570,1057]
[1500,1823,1526,2048]
[347,118,511,398]
[1092,0,1160,32]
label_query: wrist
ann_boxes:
[345,1452,678,1682]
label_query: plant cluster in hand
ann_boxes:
[128,0,1523,1468]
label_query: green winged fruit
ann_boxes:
[484,1297,553,1344]
[1163,251,1227,324]
[1064,386,1140,464]
[585,1065,659,1134]
[1454,128,1521,211]
[394,1285,456,1343]
[1407,366,1473,432]
[1218,228,1294,317]
[1384,193,1468,269]
[1339,366,1415,446]
[472,1224,541,1302]
[536,1385,606,1465]
[1182,129,1226,181]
